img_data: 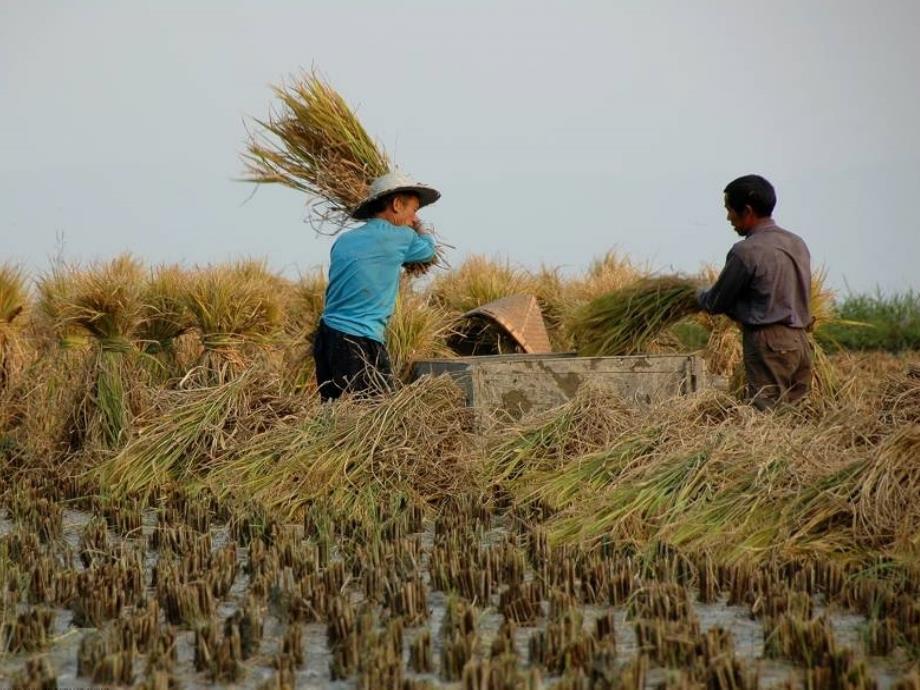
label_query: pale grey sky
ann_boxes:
[2,1,918,293]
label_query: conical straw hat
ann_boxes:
[462,294,553,354]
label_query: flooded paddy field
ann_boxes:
[1,492,917,690]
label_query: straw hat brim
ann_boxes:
[351,185,441,220]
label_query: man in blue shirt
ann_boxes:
[314,170,440,400]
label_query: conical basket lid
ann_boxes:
[462,294,553,354]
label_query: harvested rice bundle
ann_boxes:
[514,392,742,517]
[53,256,146,450]
[540,392,876,564]
[208,375,472,523]
[243,70,389,230]
[386,287,455,382]
[34,263,90,351]
[137,265,192,382]
[94,367,300,498]
[856,425,920,545]
[878,365,920,427]
[428,255,537,316]
[95,261,288,497]
[0,263,29,391]
[482,385,636,486]
[570,277,701,357]
[183,260,283,385]
[703,316,742,377]
[6,267,91,458]
[518,431,664,515]
[531,254,645,351]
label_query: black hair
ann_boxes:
[363,190,420,218]
[723,175,776,217]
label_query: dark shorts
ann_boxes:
[742,323,812,410]
[312,320,393,401]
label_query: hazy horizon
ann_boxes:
[2,1,918,296]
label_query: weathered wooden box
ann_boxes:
[412,353,708,427]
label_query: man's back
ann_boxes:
[730,221,811,328]
[321,218,435,342]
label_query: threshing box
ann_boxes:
[412,353,709,427]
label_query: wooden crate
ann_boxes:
[412,353,708,427]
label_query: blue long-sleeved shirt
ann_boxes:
[321,218,436,342]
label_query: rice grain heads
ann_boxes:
[428,255,537,316]
[137,265,192,382]
[183,260,283,385]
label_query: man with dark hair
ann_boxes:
[313,170,440,401]
[697,174,813,410]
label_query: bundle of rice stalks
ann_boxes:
[703,316,742,377]
[53,255,146,450]
[34,263,89,351]
[206,375,472,523]
[482,385,635,487]
[541,252,646,351]
[856,425,920,547]
[242,70,389,229]
[0,263,29,391]
[878,364,920,427]
[570,277,701,357]
[538,392,882,565]
[505,393,744,516]
[183,260,283,385]
[386,286,455,381]
[94,368,299,499]
[137,265,192,382]
[428,255,536,316]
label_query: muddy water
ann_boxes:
[0,509,908,688]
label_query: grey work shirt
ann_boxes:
[698,219,812,328]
